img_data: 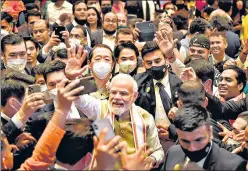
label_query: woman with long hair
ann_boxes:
[86,7,102,33]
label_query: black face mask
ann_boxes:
[103,28,116,35]
[181,142,211,162]
[51,0,57,2]
[75,18,87,26]
[101,6,112,14]
[147,65,167,80]
[177,4,187,10]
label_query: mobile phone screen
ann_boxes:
[55,26,66,42]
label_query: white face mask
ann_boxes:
[119,61,137,74]
[49,88,58,100]
[69,38,81,47]
[40,85,48,92]
[93,62,112,80]
[6,58,27,71]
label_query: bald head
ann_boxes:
[103,12,118,33]
[33,19,49,45]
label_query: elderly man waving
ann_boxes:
[65,45,164,170]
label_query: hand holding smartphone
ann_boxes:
[54,25,66,42]
[92,118,115,142]
[135,21,155,42]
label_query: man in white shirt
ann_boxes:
[91,12,118,51]
[46,0,72,26]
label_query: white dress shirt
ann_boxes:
[153,73,171,125]
[102,31,117,51]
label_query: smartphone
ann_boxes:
[54,26,66,42]
[28,84,41,95]
[69,76,98,96]
[91,118,115,142]
[189,6,196,19]
[136,21,155,42]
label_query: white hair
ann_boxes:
[109,73,138,92]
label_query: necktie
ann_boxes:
[146,0,150,21]
[156,82,171,114]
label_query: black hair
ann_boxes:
[52,48,68,61]
[202,6,215,16]
[207,0,215,6]
[25,3,39,11]
[1,34,24,53]
[23,36,40,49]
[178,80,206,105]
[33,63,47,75]
[186,58,215,84]
[25,10,41,23]
[172,14,188,30]
[73,0,87,14]
[141,41,160,58]
[73,25,87,37]
[1,70,35,107]
[174,104,210,132]
[86,7,102,29]
[1,12,14,23]
[209,15,231,31]
[114,42,139,60]
[88,44,115,62]
[231,0,246,19]
[223,65,247,92]
[56,118,94,165]
[43,60,66,82]
[219,0,233,13]
[189,18,212,35]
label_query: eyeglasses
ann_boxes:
[105,19,117,23]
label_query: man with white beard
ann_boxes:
[74,73,164,170]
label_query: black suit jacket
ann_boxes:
[91,29,103,47]
[161,142,247,171]
[137,0,161,20]
[134,71,182,119]
[206,93,248,120]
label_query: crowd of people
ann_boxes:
[1,0,248,170]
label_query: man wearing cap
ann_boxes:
[187,34,221,88]
[188,34,211,61]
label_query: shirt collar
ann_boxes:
[72,20,78,27]
[52,1,67,10]
[196,141,213,168]
[103,30,117,38]
[1,112,11,121]
[54,163,68,170]
[153,72,169,87]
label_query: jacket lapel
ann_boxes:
[203,142,218,171]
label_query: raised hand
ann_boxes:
[218,122,231,137]
[56,79,84,114]
[17,91,45,123]
[65,45,88,80]
[93,128,125,170]
[121,143,153,171]
[179,67,197,82]
[154,30,177,59]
